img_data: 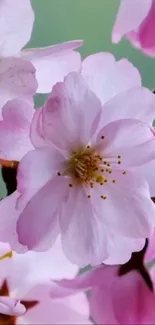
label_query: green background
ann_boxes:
[1,0,155,196]
[29,0,155,90]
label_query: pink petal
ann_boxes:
[23,292,91,325]
[17,147,65,196]
[90,287,118,325]
[104,235,144,265]
[42,72,101,151]
[14,237,78,283]
[17,177,69,250]
[30,107,48,148]
[100,87,155,126]
[93,169,155,238]
[138,1,155,49]
[21,41,83,93]
[0,297,26,316]
[82,53,141,105]
[0,191,27,253]
[97,119,155,167]
[60,186,108,267]
[0,0,34,56]
[0,57,37,113]
[113,271,155,324]
[0,99,34,161]
[145,230,155,263]
[131,159,155,197]
[112,0,152,43]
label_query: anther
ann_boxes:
[87,195,91,198]
[104,179,107,183]
[86,145,90,149]
[90,182,94,188]
[107,163,110,167]
[118,160,121,164]
[101,169,104,172]
[57,172,61,176]
[69,184,73,187]
[118,155,121,159]
[103,161,107,165]
[101,136,105,139]
[106,169,109,172]
[100,182,104,185]
[112,179,116,183]
[101,195,107,200]
[122,171,127,175]
[109,170,112,174]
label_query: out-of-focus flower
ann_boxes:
[0,239,91,324]
[0,0,82,94]
[55,251,155,325]
[112,0,155,56]
[10,71,155,267]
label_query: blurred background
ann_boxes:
[1,0,155,196]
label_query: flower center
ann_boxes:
[67,147,105,184]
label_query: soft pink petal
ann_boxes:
[90,287,118,325]
[22,291,91,325]
[100,87,155,126]
[0,99,34,161]
[97,119,155,167]
[17,147,65,196]
[0,57,37,113]
[54,267,111,295]
[82,53,141,105]
[0,242,11,259]
[93,170,155,238]
[22,41,83,60]
[112,0,152,43]
[17,177,69,250]
[0,0,34,56]
[145,230,155,263]
[30,107,48,148]
[131,159,155,197]
[0,191,27,253]
[42,72,101,151]
[21,41,83,93]
[0,297,26,316]
[11,237,78,286]
[104,236,145,265]
[60,186,108,267]
[113,271,155,324]
[138,1,155,49]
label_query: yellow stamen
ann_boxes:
[0,251,13,261]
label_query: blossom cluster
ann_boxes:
[0,0,155,323]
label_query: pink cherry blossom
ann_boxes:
[10,72,155,267]
[0,240,91,324]
[56,263,155,325]
[112,0,155,56]
[0,0,82,94]
[0,55,155,265]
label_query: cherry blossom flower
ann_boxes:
[0,55,155,266]
[0,239,91,324]
[8,71,155,267]
[112,0,155,56]
[0,0,82,94]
